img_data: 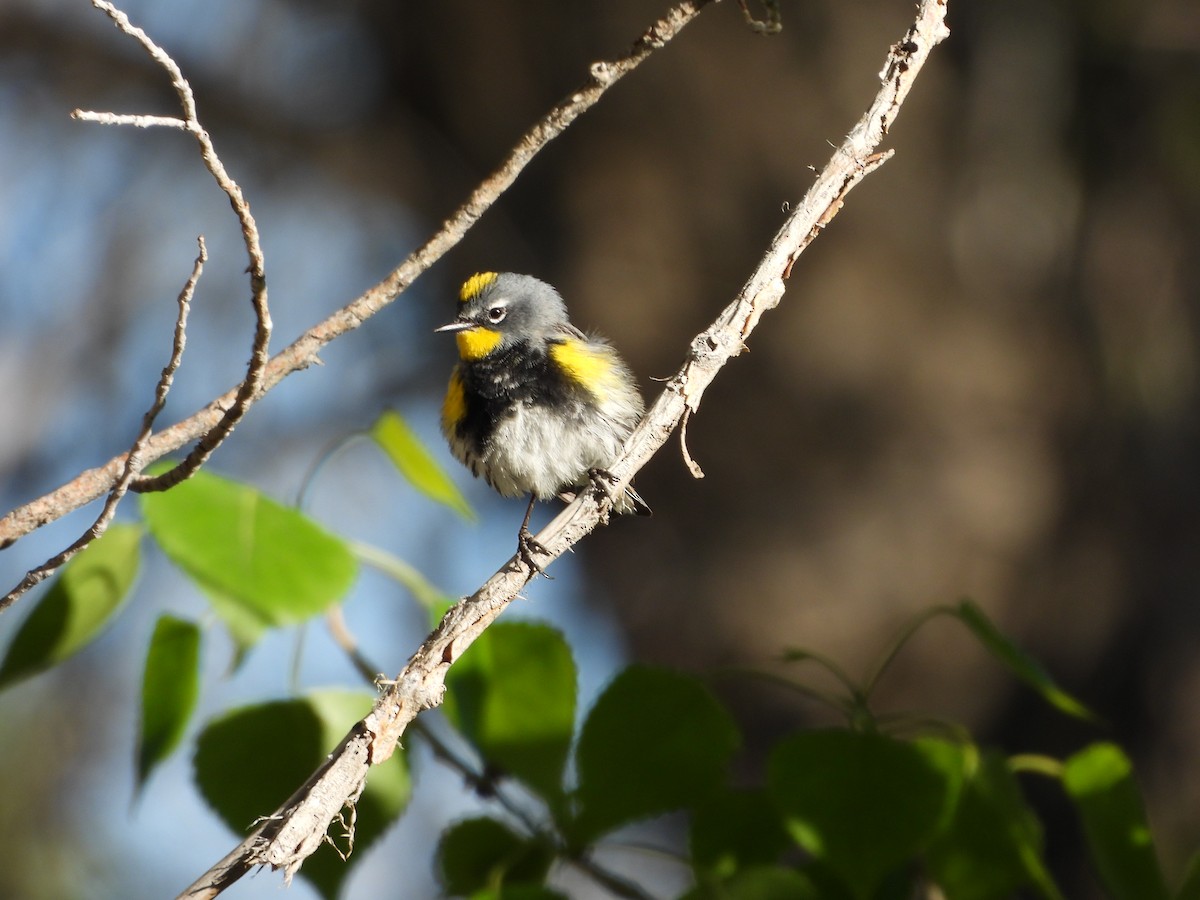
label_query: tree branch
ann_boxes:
[0,0,269,610]
[177,1,950,895]
[0,237,204,612]
[72,0,272,496]
[0,0,715,562]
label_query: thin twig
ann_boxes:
[0,0,273,603]
[70,0,272,495]
[859,604,956,702]
[177,2,950,894]
[0,237,204,611]
[325,607,383,686]
[0,0,715,564]
[678,408,705,478]
[737,0,783,35]
[714,666,858,718]
[71,111,188,129]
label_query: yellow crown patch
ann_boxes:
[460,272,498,303]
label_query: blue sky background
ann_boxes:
[0,1,647,896]
[5,0,1200,896]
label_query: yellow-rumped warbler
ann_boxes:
[437,272,650,573]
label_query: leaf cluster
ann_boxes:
[2,413,1198,899]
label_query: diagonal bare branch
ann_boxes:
[177,2,950,895]
[0,0,273,608]
[71,0,272,495]
[0,237,205,611]
[0,0,716,568]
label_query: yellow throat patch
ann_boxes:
[460,272,498,303]
[456,327,503,360]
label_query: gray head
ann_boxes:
[436,272,572,360]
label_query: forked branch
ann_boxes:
[0,238,205,612]
[0,0,273,609]
[73,0,273,493]
[179,1,950,895]
[0,0,716,608]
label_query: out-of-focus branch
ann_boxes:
[0,0,271,609]
[0,238,204,612]
[0,0,716,570]
[73,0,272,495]
[178,2,950,895]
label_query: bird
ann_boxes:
[436,271,650,574]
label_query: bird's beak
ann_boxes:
[434,318,474,334]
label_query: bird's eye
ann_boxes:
[487,306,507,324]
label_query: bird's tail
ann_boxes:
[618,484,652,517]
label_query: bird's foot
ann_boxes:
[587,468,623,523]
[587,467,620,502]
[517,524,552,579]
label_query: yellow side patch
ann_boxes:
[442,368,466,431]
[550,340,617,401]
[459,272,498,303]
[456,327,503,360]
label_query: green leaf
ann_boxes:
[954,600,1096,721]
[690,789,792,878]
[194,690,410,899]
[682,866,823,900]
[0,524,141,688]
[136,614,201,793]
[767,730,963,900]
[571,666,739,844]
[437,817,554,895]
[1176,851,1200,900]
[926,750,1063,900]
[443,622,576,805]
[371,410,475,521]
[1063,742,1170,900]
[141,470,357,628]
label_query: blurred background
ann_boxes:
[1,0,1198,896]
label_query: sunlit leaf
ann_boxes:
[141,470,356,627]
[1063,742,1169,900]
[371,410,475,521]
[954,600,1096,721]
[0,524,141,688]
